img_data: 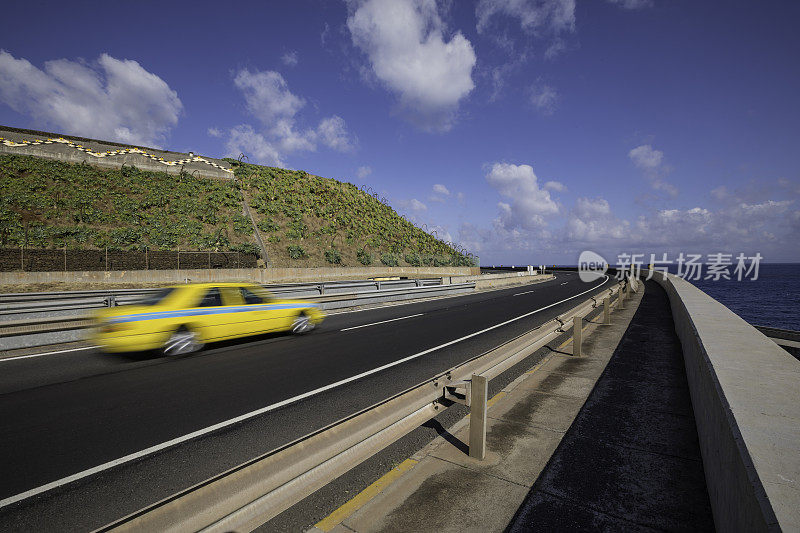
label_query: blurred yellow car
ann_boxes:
[89,282,325,355]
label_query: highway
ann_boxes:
[0,271,613,530]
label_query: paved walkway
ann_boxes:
[508,280,715,530]
[316,280,715,532]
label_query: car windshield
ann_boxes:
[136,288,176,306]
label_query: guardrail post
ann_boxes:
[618,283,625,310]
[469,374,488,460]
[603,297,611,324]
[573,315,582,356]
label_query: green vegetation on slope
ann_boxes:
[0,154,256,254]
[0,154,475,267]
[233,161,474,267]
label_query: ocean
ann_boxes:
[667,263,800,331]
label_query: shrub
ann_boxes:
[357,249,372,265]
[232,213,253,234]
[109,227,142,247]
[404,252,421,266]
[433,256,451,267]
[421,255,434,266]
[381,252,398,266]
[287,245,307,259]
[257,218,279,232]
[325,248,342,264]
[230,242,260,256]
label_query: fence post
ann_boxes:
[237,252,240,269]
[573,315,582,356]
[105,246,108,271]
[618,283,625,309]
[469,374,488,460]
[208,251,211,269]
[603,296,611,325]
[177,248,180,270]
[64,246,67,272]
[146,247,149,270]
[20,246,24,271]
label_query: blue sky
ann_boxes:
[2,0,799,264]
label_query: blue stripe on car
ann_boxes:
[109,303,316,324]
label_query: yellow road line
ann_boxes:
[486,391,507,408]
[315,458,418,531]
[526,354,551,374]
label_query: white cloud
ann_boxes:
[461,169,799,263]
[233,69,305,124]
[476,0,575,59]
[530,83,558,115]
[0,50,182,148]
[207,127,222,138]
[607,0,654,10]
[710,185,729,201]
[433,183,450,196]
[317,115,356,152]
[628,144,677,196]
[486,162,560,231]
[356,165,372,179]
[544,180,567,192]
[221,68,355,164]
[347,0,477,132]
[565,197,630,243]
[281,51,299,67]
[629,144,663,169]
[225,124,285,168]
[476,0,576,35]
[401,198,427,212]
[428,224,453,242]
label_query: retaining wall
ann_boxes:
[0,126,233,180]
[652,272,799,532]
[0,266,480,286]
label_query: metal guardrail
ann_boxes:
[0,282,475,351]
[99,278,628,532]
[0,278,442,318]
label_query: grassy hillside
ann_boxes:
[0,154,474,267]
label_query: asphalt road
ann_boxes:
[0,271,613,530]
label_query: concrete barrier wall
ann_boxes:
[0,266,480,286]
[445,271,554,290]
[652,272,799,532]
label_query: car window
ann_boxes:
[196,288,222,307]
[137,287,175,306]
[240,287,263,305]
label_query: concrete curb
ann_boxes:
[650,272,799,532]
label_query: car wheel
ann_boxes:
[291,313,315,334]
[162,327,203,356]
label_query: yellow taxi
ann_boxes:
[89,282,325,355]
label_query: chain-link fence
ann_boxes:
[0,248,259,272]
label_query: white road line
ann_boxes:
[561,282,568,285]
[0,274,609,510]
[341,313,424,332]
[0,345,95,363]
[513,289,537,297]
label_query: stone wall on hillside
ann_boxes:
[0,126,234,180]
